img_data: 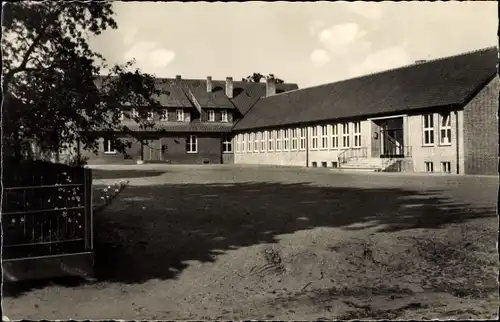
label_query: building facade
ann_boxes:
[232,47,498,175]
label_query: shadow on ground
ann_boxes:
[91,169,166,180]
[3,181,495,297]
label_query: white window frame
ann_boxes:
[248,133,253,152]
[223,136,232,153]
[103,138,116,154]
[159,109,168,121]
[341,123,350,148]
[242,134,247,153]
[423,114,435,146]
[311,126,319,150]
[236,134,241,153]
[176,109,185,121]
[291,128,298,151]
[254,132,260,152]
[320,125,328,150]
[147,111,155,121]
[425,161,434,173]
[353,121,362,148]
[283,129,289,151]
[186,135,197,153]
[276,130,282,151]
[331,124,339,149]
[221,110,229,122]
[268,130,274,152]
[119,111,125,121]
[441,161,451,173]
[130,108,139,119]
[299,128,306,151]
[208,110,215,122]
[439,112,452,146]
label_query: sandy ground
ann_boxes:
[2,165,499,320]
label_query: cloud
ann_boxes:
[310,49,331,66]
[348,46,411,78]
[123,41,176,73]
[123,28,138,45]
[346,3,383,20]
[317,23,371,57]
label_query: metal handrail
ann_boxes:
[338,147,368,165]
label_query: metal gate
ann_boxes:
[2,159,94,281]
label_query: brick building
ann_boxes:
[232,47,498,175]
[79,76,298,164]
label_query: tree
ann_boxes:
[242,73,284,84]
[1,1,166,162]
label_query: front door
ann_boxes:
[144,139,162,161]
[381,128,403,157]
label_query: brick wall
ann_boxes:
[81,133,224,165]
[463,76,499,175]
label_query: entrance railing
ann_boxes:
[338,147,368,165]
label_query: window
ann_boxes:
[260,131,266,152]
[242,134,247,153]
[248,133,253,152]
[320,125,328,149]
[441,161,451,173]
[425,162,434,173]
[176,109,185,121]
[131,109,139,119]
[299,128,306,150]
[311,126,318,150]
[103,138,116,154]
[160,110,168,121]
[236,134,241,153]
[283,129,289,151]
[423,114,434,145]
[254,132,260,152]
[342,123,350,148]
[291,128,298,151]
[223,136,232,153]
[321,162,327,168]
[331,161,338,168]
[147,111,154,121]
[221,110,229,122]
[276,130,282,151]
[186,135,197,153]
[439,112,452,145]
[331,124,339,149]
[208,110,215,122]
[268,130,274,151]
[312,162,317,168]
[353,121,361,147]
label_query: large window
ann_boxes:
[342,123,350,148]
[260,131,266,152]
[353,121,361,147]
[208,110,215,122]
[103,138,116,154]
[311,126,318,150]
[254,132,260,152]
[331,124,339,149]
[320,125,328,149]
[221,110,229,122]
[223,135,232,153]
[423,114,434,145]
[276,130,282,151]
[439,112,451,145]
[299,128,306,150]
[291,128,298,151]
[176,109,185,121]
[236,134,241,153]
[186,135,197,153]
[242,134,247,153]
[283,129,289,151]
[268,130,274,151]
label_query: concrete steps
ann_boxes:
[334,158,397,172]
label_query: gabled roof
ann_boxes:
[123,119,234,133]
[234,46,498,131]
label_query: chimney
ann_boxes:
[266,76,276,97]
[176,75,181,81]
[225,77,233,98]
[206,76,213,93]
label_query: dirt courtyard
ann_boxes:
[3,165,499,320]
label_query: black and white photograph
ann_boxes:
[1,0,498,320]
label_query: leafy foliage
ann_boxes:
[242,73,284,84]
[2,1,166,161]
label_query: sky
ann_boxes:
[90,1,498,89]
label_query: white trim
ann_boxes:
[103,138,117,154]
[186,135,198,153]
[268,130,274,152]
[208,110,215,122]
[176,109,185,122]
[221,110,229,123]
[146,111,154,121]
[320,125,328,150]
[299,128,306,151]
[367,114,408,121]
[439,112,452,146]
[422,113,435,146]
[159,109,168,121]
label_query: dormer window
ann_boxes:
[208,110,215,122]
[221,110,229,122]
[176,109,184,121]
[160,110,168,121]
[147,111,154,121]
[131,109,139,119]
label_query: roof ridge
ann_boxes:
[272,46,498,96]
